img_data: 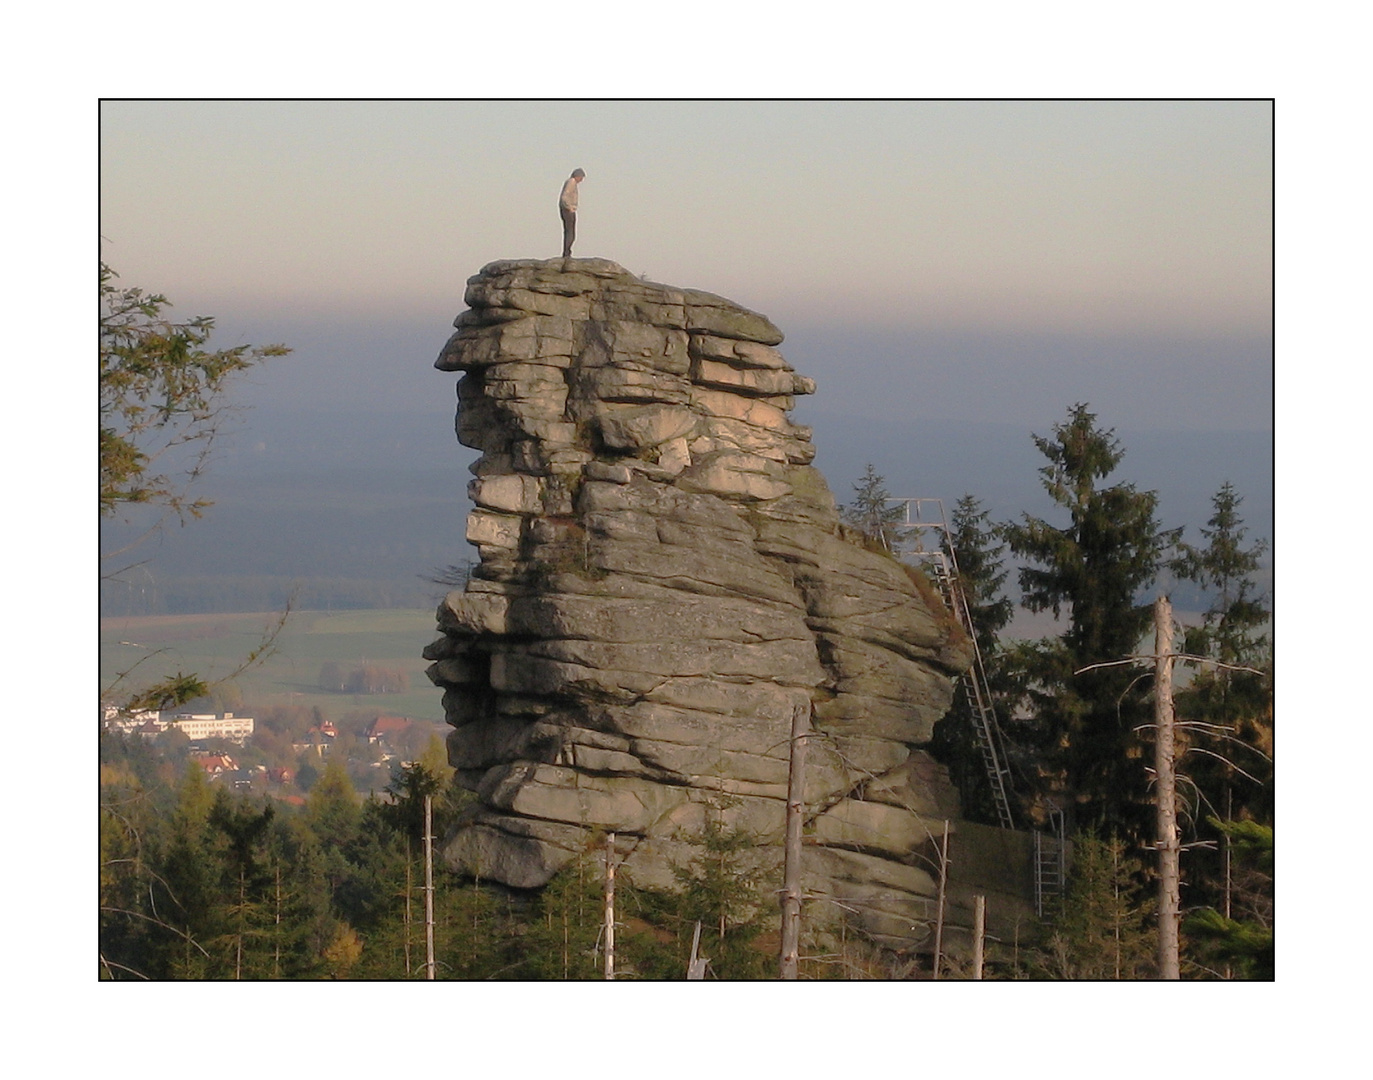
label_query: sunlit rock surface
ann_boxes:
[426,258,1030,954]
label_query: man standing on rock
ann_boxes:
[559,168,585,258]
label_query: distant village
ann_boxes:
[102,706,430,802]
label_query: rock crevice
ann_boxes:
[427,258,982,949]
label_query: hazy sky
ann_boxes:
[100,99,1272,441]
[102,100,1270,334]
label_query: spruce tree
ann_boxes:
[1170,483,1273,942]
[947,494,1015,656]
[842,464,904,551]
[99,754,167,979]
[1172,481,1270,669]
[520,842,608,979]
[1034,833,1157,979]
[1002,404,1181,837]
[263,817,334,978]
[667,814,772,978]
[928,494,1019,825]
[207,795,277,979]
[1183,819,1273,979]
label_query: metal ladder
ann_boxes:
[1033,806,1067,918]
[890,498,1016,831]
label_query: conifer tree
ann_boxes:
[520,842,608,979]
[1002,404,1181,837]
[667,814,772,978]
[929,494,1019,825]
[262,817,334,978]
[1035,833,1156,979]
[207,795,276,978]
[305,757,361,851]
[1172,482,1269,669]
[99,755,168,979]
[947,494,1015,655]
[1183,819,1273,979]
[100,261,288,526]
[842,464,904,551]
[1170,483,1273,944]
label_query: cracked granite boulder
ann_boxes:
[425,257,1014,953]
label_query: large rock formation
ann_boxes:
[426,257,1026,955]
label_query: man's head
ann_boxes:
[571,168,585,181]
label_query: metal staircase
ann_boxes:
[889,498,1017,831]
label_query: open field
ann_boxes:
[101,603,1228,726]
[100,608,448,723]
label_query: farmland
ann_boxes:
[100,607,447,723]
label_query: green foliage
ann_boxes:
[1184,909,1273,980]
[305,758,360,838]
[947,494,1014,654]
[1172,482,1269,667]
[929,494,1021,826]
[661,815,774,979]
[99,756,169,979]
[100,265,289,723]
[1171,483,1273,825]
[842,463,904,550]
[378,750,468,845]
[1164,483,1274,948]
[1034,833,1156,979]
[124,672,210,714]
[1183,817,1273,979]
[520,844,609,979]
[100,748,787,981]
[99,262,288,524]
[1002,404,1181,837]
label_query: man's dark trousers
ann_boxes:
[561,207,576,258]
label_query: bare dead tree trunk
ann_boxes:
[932,820,950,980]
[1223,785,1233,921]
[687,920,707,980]
[274,862,283,980]
[404,836,413,977]
[424,794,436,981]
[780,701,809,980]
[1154,595,1181,980]
[604,831,616,981]
[972,895,985,980]
[235,865,246,981]
[1223,785,1233,979]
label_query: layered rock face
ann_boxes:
[425,258,983,950]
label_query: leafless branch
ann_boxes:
[1174,772,1220,826]
[1174,721,1240,734]
[100,907,212,957]
[1180,746,1266,786]
[99,953,151,980]
[1075,654,1268,678]
[1073,657,1146,675]
[1175,655,1269,677]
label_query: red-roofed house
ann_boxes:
[191,754,238,776]
[365,716,412,744]
[295,721,338,757]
